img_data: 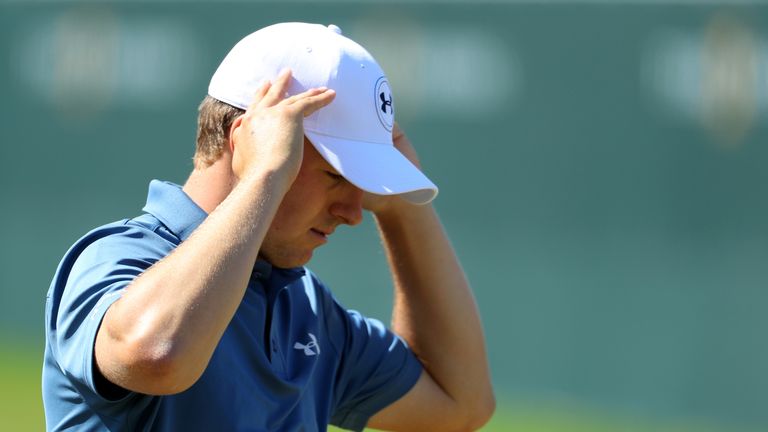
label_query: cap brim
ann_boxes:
[305,132,438,205]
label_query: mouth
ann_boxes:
[310,228,330,242]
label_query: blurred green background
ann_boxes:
[2,1,767,431]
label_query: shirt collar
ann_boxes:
[253,259,273,280]
[252,259,307,282]
[142,180,308,281]
[142,180,207,242]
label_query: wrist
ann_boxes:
[373,199,432,226]
[239,163,296,198]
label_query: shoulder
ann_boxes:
[298,268,401,358]
[48,215,177,303]
[66,215,176,266]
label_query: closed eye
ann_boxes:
[326,171,344,182]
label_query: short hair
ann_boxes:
[194,96,245,168]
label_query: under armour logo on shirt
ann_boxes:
[293,333,320,356]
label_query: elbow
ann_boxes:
[451,389,495,432]
[466,390,496,431]
[98,323,204,395]
[122,338,201,395]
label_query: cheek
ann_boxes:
[270,204,301,235]
[272,166,333,230]
[271,190,321,233]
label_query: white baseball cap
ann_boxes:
[208,22,438,204]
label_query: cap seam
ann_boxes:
[305,130,391,146]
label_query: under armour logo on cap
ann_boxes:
[380,91,393,115]
[374,76,394,132]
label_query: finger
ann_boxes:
[292,89,336,117]
[281,86,328,105]
[260,68,292,106]
[247,80,271,111]
[392,121,405,140]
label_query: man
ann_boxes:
[43,22,494,431]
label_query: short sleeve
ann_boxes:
[47,222,170,400]
[328,306,423,431]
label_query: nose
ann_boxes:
[330,185,364,226]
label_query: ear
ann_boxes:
[228,115,245,154]
[228,114,248,179]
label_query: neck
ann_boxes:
[183,156,236,214]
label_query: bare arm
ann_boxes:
[367,125,495,431]
[94,71,335,395]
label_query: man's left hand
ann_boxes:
[362,123,424,215]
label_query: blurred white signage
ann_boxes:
[12,8,203,114]
[643,14,768,147]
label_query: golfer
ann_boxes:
[42,22,494,431]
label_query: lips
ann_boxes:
[312,226,335,237]
[310,228,335,242]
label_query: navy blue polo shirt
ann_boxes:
[42,180,422,431]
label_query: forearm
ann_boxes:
[96,169,288,394]
[375,203,494,418]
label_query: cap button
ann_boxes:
[327,24,342,35]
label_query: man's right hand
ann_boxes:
[229,68,336,190]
